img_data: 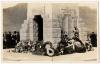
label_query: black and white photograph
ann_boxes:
[2,1,98,63]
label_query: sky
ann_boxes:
[2,2,97,9]
[2,3,18,8]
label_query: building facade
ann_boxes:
[20,3,87,47]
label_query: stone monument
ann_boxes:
[20,3,87,47]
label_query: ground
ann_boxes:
[3,47,97,62]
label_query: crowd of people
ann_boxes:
[3,27,97,56]
[3,31,20,49]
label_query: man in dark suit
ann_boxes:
[90,32,97,47]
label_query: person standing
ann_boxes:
[90,32,97,47]
[11,31,17,48]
